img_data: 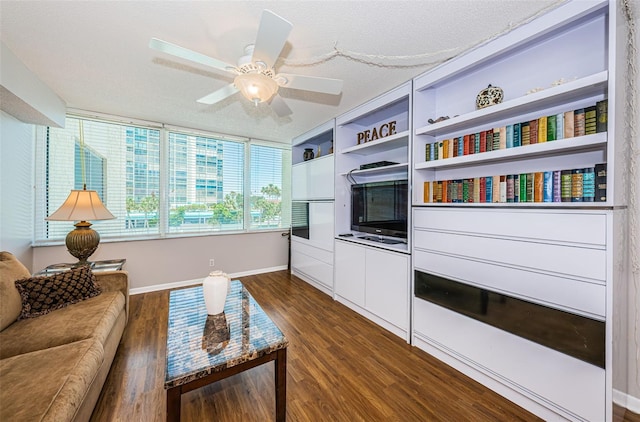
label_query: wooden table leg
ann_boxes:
[166,386,181,422]
[275,348,287,422]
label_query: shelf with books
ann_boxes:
[408,2,622,420]
[412,87,609,206]
[414,201,608,208]
[422,163,605,205]
[415,133,606,171]
[414,71,608,138]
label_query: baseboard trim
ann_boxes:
[129,265,288,295]
[614,388,640,414]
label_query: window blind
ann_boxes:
[249,144,291,230]
[36,117,161,241]
[35,115,291,242]
[167,131,244,233]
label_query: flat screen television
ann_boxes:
[351,180,408,239]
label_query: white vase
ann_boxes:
[202,271,230,315]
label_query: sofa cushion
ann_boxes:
[0,290,125,359]
[0,251,30,331]
[0,338,103,422]
[15,266,101,319]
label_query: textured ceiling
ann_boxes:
[0,0,561,143]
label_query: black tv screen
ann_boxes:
[351,180,408,239]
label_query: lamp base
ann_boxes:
[66,221,100,264]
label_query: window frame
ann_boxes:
[33,112,291,245]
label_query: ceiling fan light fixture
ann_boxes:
[234,72,278,106]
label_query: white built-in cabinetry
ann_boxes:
[335,240,410,340]
[410,1,620,421]
[290,121,335,295]
[292,156,334,200]
[289,1,625,420]
[333,82,412,342]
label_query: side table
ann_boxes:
[33,259,126,276]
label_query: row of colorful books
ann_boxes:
[424,100,607,161]
[424,163,606,204]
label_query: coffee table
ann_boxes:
[165,281,288,421]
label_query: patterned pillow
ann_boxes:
[14,265,101,319]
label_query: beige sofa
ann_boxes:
[0,252,129,422]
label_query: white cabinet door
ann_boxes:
[334,240,365,306]
[365,248,409,329]
[291,164,308,200]
[307,157,334,199]
[309,202,334,251]
[292,156,334,200]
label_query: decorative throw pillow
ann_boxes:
[14,265,101,319]
[0,251,31,330]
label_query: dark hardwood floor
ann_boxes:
[91,270,640,422]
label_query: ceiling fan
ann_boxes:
[149,10,343,117]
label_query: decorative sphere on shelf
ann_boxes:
[476,84,504,109]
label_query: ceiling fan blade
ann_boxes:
[149,38,236,74]
[251,10,293,68]
[197,84,239,105]
[269,94,293,117]
[277,73,343,95]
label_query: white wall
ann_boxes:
[31,230,290,291]
[0,111,35,267]
[0,42,66,128]
[624,0,640,408]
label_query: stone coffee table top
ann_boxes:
[165,280,288,389]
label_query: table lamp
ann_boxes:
[46,185,115,265]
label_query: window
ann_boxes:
[74,141,105,199]
[35,115,291,242]
[167,132,244,233]
[36,118,161,240]
[249,144,291,230]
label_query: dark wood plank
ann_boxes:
[166,387,181,422]
[92,270,640,422]
[275,348,287,422]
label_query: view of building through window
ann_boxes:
[166,132,244,233]
[36,116,291,242]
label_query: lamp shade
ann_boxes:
[47,189,115,222]
[234,72,278,105]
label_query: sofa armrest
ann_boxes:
[94,271,129,319]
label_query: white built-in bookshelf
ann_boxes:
[290,1,626,420]
[332,82,412,341]
[410,1,621,421]
[290,120,336,296]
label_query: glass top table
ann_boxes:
[165,280,288,421]
[33,259,126,276]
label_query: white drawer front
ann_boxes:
[414,250,605,318]
[413,299,605,422]
[292,240,333,265]
[414,230,605,282]
[413,208,606,246]
[291,249,333,289]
